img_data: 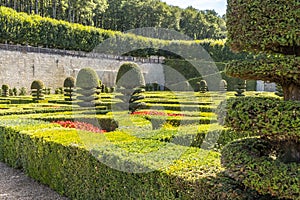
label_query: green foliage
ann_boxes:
[12,87,17,96]
[19,87,27,96]
[0,118,269,200]
[217,97,300,141]
[76,68,99,89]
[222,138,300,199]
[31,80,45,101]
[234,80,246,97]
[63,77,75,88]
[116,62,145,89]
[63,77,76,101]
[31,80,45,90]
[226,55,300,85]
[199,80,208,93]
[227,0,300,54]
[75,68,102,107]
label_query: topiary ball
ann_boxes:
[31,80,44,90]
[2,84,9,90]
[64,76,76,88]
[116,62,145,89]
[76,68,99,89]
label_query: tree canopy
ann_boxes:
[0,0,226,40]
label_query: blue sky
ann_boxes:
[161,0,227,16]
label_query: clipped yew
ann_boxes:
[222,1,300,198]
[31,80,45,100]
[226,0,300,100]
[76,68,101,107]
[198,80,208,93]
[1,84,9,97]
[115,62,146,113]
[63,77,76,101]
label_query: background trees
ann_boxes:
[0,0,226,39]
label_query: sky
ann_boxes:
[161,0,227,16]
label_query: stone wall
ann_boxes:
[0,50,165,91]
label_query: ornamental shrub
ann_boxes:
[31,80,45,100]
[1,84,9,97]
[63,77,76,101]
[76,68,101,107]
[116,62,145,89]
[226,0,300,100]
[199,80,208,93]
[115,63,146,113]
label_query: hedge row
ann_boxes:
[0,118,269,199]
[226,55,300,84]
[0,6,251,62]
[227,0,300,54]
[222,138,300,199]
[134,124,260,150]
[217,97,300,140]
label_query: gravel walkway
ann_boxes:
[0,162,68,200]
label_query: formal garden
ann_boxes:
[0,0,299,199]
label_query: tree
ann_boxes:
[226,0,300,101]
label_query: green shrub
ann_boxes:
[19,87,27,96]
[0,118,271,200]
[199,80,208,93]
[63,77,76,101]
[76,68,101,107]
[222,138,300,199]
[116,63,146,113]
[31,80,45,101]
[234,80,246,96]
[1,84,9,97]
[116,62,145,89]
[8,88,13,96]
[12,87,17,96]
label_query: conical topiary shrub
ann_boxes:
[115,62,146,113]
[1,84,9,97]
[63,76,76,101]
[31,80,45,100]
[235,80,246,97]
[76,68,101,107]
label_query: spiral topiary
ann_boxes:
[63,76,76,101]
[115,63,146,113]
[1,84,9,97]
[76,68,101,107]
[31,80,45,100]
[116,62,145,89]
[199,80,208,93]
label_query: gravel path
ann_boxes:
[0,162,68,200]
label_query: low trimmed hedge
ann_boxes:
[221,138,300,199]
[217,97,300,140]
[0,118,272,199]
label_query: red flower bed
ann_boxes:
[53,121,106,133]
[131,111,185,117]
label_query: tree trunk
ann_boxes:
[278,140,300,163]
[282,83,300,101]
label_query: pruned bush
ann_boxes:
[76,68,101,107]
[198,80,208,93]
[31,80,45,100]
[116,62,145,89]
[63,77,76,101]
[115,63,146,113]
[1,84,9,97]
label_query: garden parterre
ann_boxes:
[0,91,281,199]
